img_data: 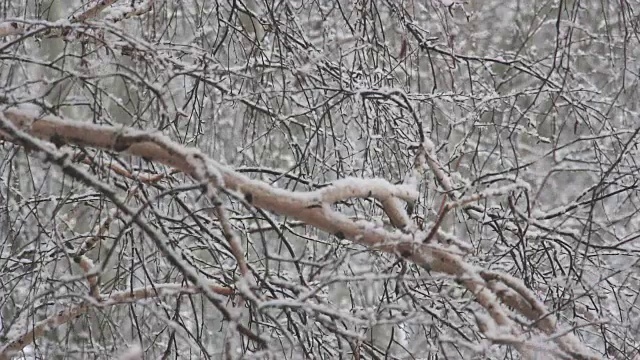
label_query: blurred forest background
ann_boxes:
[1,0,640,359]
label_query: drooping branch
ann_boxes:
[0,106,600,359]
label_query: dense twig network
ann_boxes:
[1,1,639,359]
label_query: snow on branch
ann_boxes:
[70,0,119,23]
[0,107,600,360]
[0,283,233,360]
[0,21,22,38]
[0,0,151,39]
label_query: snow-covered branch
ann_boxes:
[0,107,600,359]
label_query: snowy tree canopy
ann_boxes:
[1,0,640,359]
